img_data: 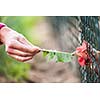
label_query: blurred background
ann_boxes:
[0,16,81,83]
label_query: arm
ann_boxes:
[0,23,40,62]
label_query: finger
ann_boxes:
[7,53,33,62]
[17,36,41,53]
[7,48,33,57]
[18,35,32,45]
[7,40,40,53]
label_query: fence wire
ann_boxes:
[79,16,100,82]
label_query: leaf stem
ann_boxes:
[39,48,76,56]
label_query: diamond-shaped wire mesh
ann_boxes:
[79,16,100,82]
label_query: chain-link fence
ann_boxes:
[79,16,100,82]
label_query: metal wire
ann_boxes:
[79,16,100,83]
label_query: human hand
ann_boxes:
[0,26,40,62]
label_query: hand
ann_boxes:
[0,26,40,62]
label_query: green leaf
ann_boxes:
[42,49,73,63]
[48,52,55,60]
[43,51,49,57]
[56,52,72,63]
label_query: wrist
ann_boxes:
[0,23,7,44]
[0,26,12,44]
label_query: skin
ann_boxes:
[0,26,40,62]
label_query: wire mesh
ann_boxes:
[79,16,100,82]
